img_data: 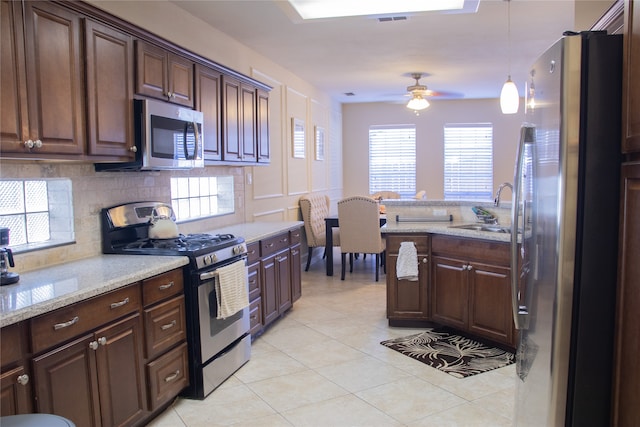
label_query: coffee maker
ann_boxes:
[1,227,19,285]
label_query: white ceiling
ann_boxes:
[169,0,581,105]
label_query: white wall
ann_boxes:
[342,99,525,201]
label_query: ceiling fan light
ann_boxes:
[407,95,430,111]
[500,77,519,114]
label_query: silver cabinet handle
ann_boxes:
[54,316,79,330]
[129,146,138,153]
[158,281,174,290]
[89,341,99,350]
[422,257,428,264]
[164,370,180,382]
[467,265,473,271]
[97,337,107,346]
[161,320,177,331]
[110,297,130,309]
[17,374,29,386]
[23,139,42,149]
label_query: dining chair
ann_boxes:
[299,194,340,271]
[337,196,386,281]
[370,191,401,200]
[415,190,427,200]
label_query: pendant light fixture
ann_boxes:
[500,0,519,114]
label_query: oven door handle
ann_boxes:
[200,271,218,281]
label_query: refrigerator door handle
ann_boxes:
[511,125,535,330]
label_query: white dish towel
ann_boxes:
[215,260,249,319]
[396,241,419,281]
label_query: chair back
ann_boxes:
[299,194,336,248]
[337,196,385,254]
[370,191,401,200]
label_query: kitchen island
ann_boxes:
[381,200,517,349]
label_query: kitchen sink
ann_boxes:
[449,224,513,233]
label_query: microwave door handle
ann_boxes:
[182,123,190,160]
[192,121,201,160]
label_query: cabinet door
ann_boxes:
[240,84,257,161]
[85,19,135,159]
[196,64,222,161]
[22,1,85,155]
[0,366,33,416]
[260,254,279,326]
[135,41,167,101]
[257,88,270,162]
[0,0,29,152]
[222,76,243,161]
[94,314,146,427]
[623,0,640,153]
[290,244,302,303]
[167,53,194,108]
[467,262,513,345]
[612,162,640,426]
[431,256,468,329]
[276,249,292,314]
[387,254,430,320]
[33,334,101,427]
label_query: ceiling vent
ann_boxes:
[378,16,407,22]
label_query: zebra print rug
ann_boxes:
[381,327,515,378]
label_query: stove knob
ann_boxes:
[204,255,212,265]
[211,254,218,263]
[233,245,246,255]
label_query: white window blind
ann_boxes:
[369,125,416,198]
[444,123,493,201]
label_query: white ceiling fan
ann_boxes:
[406,73,434,113]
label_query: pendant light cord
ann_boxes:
[507,0,511,78]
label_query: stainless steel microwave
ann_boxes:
[96,98,204,171]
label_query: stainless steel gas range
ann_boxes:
[101,201,250,399]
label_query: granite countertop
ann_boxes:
[205,221,304,244]
[381,221,513,243]
[0,255,189,328]
[0,221,304,328]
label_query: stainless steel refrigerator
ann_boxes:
[511,31,622,426]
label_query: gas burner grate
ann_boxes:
[122,233,237,252]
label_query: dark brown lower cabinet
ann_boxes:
[33,314,146,427]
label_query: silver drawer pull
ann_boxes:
[158,281,174,290]
[164,370,180,382]
[54,316,79,330]
[161,320,177,331]
[17,374,29,386]
[110,297,130,309]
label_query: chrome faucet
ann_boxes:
[494,182,513,207]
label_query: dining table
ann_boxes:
[324,215,387,276]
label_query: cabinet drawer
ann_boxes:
[386,234,430,254]
[431,235,509,265]
[1,322,26,367]
[142,268,184,306]
[249,298,262,336]
[146,342,189,411]
[247,262,260,301]
[31,284,141,354]
[289,228,302,245]
[260,232,290,257]
[246,241,260,265]
[144,296,186,359]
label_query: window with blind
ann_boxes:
[444,124,493,200]
[369,125,416,198]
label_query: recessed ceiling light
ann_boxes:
[286,0,478,20]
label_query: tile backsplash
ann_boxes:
[1,161,245,273]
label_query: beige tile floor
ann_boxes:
[148,253,516,427]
